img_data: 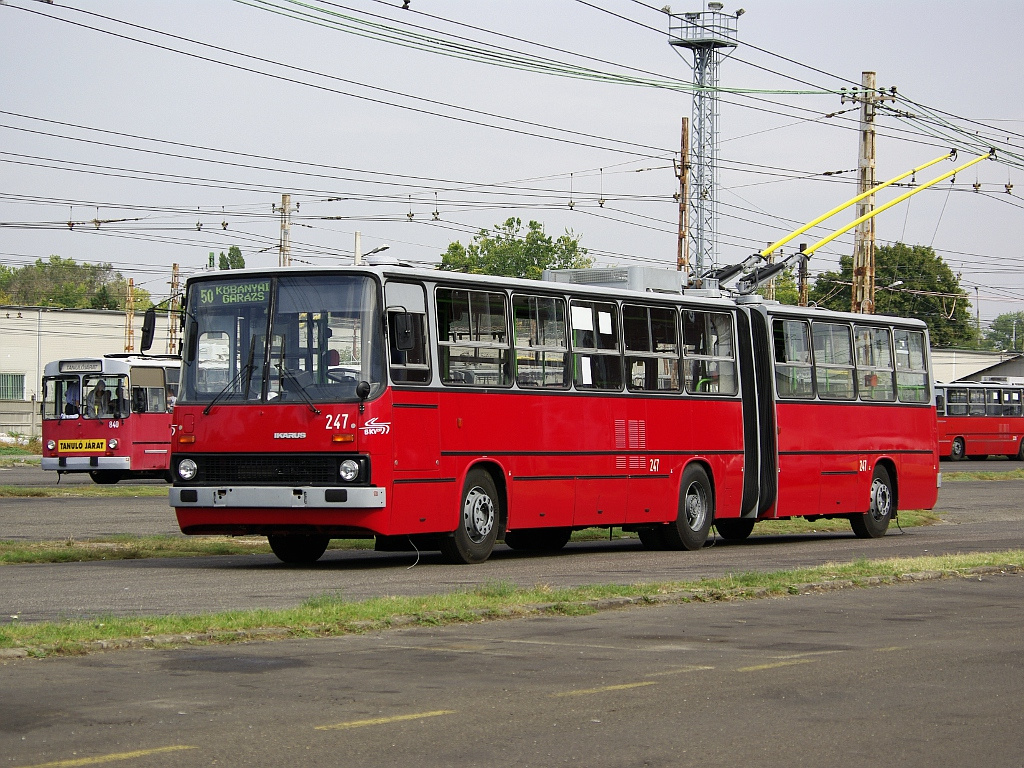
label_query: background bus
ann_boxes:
[935,381,1024,461]
[167,266,939,564]
[41,354,180,483]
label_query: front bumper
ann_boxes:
[170,485,386,509]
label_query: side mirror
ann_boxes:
[356,380,371,414]
[140,308,156,353]
[394,313,416,352]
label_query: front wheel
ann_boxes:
[89,470,123,485]
[950,437,965,461]
[268,534,330,564]
[440,469,500,564]
[850,465,893,539]
[663,464,714,551]
[715,518,755,541]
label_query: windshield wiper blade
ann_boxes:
[278,365,322,415]
[203,337,256,415]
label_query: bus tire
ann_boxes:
[1017,440,1024,462]
[663,464,714,551]
[440,469,500,564]
[89,470,122,485]
[268,534,330,564]
[950,437,965,461]
[715,518,755,541]
[504,527,572,553]
[850,465,893,539]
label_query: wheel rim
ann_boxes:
[870,478,892,522]
[952,439,964,459]
[462,486,495,544]
[683,481,708,532]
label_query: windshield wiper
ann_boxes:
[203,337,257,415]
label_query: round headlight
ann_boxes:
[339,459,360,482]
[108,439,118,450]
[178,458,198,481]
[47,440,56,451]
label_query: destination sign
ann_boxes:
[59,360,103,373]
[58,439,106,453]
[197,280,271,307]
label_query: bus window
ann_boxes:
[986,388,1003,416]
[894,329,929,403]
[935,391,945,414]
[130,366,167,414]
[813,322,855,400]
[773,318,813,399]
[388,311,430,384]
[946,387,968,415]
[42,376,81,419]
[967,388,985,415]
[83,375,127,419]
[1004,389,1023,417]
[570,300,622,390]
[682,310,735,395]
[512,295,568,389]
[855,326,895,402]
[436,288,511,387]
[623,304,679,393]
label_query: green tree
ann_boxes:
[218,245,245,270]
[440,218,592,279]
[0,255,151,310]
[984,311,1024,352]
[758,266,800,305]
[809,243,974,348]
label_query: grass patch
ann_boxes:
[0,484,170,498]
[3,551,1021,658]
[943,469,1024,481]
[0,535,373,565]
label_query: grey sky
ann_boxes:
[2,0,1021,327]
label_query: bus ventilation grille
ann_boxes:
[202,454,338,485]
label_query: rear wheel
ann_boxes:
[950,437,965,461]
[715,518,755,541]
[663,464,714,551]
[268,534,330,564]
[850,465,893,539]
[503,527,572,553]
[1017,440,1024,461]
[89,470,123,485]
[440,469,500,564]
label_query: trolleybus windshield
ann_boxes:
[181,274,385,405]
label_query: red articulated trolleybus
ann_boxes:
[41,354,180,483]
[935,381,1024,461]
[166,260,940,564]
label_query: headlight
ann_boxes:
[177,458,198,481]
[108,439,118,450]
[47,440,56,450]
[339,459,360,482]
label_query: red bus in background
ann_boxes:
[935,381,1024,461]
[167,266,939,565]
[41,355,180,483]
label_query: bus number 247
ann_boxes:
[326,413,350,430]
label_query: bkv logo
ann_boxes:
[360,417,391,436]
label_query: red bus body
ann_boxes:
[41,355,180,484]
[169,266,939,563]
[935,382,1024,461]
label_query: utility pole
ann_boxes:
[676,117,690,273]
[123,278,135,352]
[763,243,775,301]
[167,263,180,355]
[842,72,897,313]
[669,3,741,280]
[798,243,809,307]
[274,194,298,267]
[354,231,363,266]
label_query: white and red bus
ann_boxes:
[41,355,180,483]
[935,381,1024,461]
[166,265,939,564]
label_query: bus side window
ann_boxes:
[772,318,813,399]
[813,322,855,400]
[388,311,430,384]
[894,329,929,403]
[947,388,968,415]
[854,326,895,402]
[968,388,986,416]
[512,294,569,389]
[682,310,736,395]
[436,288,511,387]
[935,393,945,413]
[569,300,622,391]
[622,304,679,393]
